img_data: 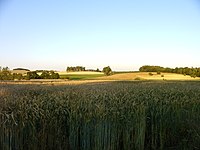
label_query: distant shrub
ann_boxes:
[40,71,60,79]
[134,77,144,80]
[26,71,40,80]
[161,75,164,77]
[149,72,153,76]
[13,73,23,80]
[190,74,196,78]
[157,71,161,75]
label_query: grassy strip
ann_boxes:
[59,74,104,80]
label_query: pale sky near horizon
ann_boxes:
[0,0,200,71]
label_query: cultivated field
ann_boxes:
[57,71,104,75]
[0,81,200,149]
[9,70,200,81]
[57,71,104,80]
[98,72,200,81]
[0,79,110,85]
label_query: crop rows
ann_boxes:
[0,81,200,149]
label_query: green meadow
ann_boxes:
[59,74,104,80]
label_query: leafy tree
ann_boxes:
[103,66,112,76]
[51,72,60,79]
[26,71,40,80]
[96,68,100,72]
[40,71,51,79]
[13,73,23,80]
[0,67,13,80]
[40,71,60,79]
[2,67,9,71]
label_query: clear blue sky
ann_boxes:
[0,0,200,71]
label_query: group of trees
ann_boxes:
[139,65,173,73]
[0,67,23,80]
[40,71,60,79]
[2,64,200,80]
[66,66,86,72]
[0,65,114,81]
[24,71,60,80]
[0,67,13,80]
[139,65,200,78]
[86,68,101,72]
[0,67,60,80]
[66,66,112,75]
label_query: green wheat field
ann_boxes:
[0,81,200,150]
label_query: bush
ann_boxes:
[0,69,13,80]
[190,74,196,78]
[40,71,60,79]
[149,72,153,76]
[13,73,23,80]
[51,72,60,79]
[26,71,40,80]
[40,71,51,79]
[134,77,144,80]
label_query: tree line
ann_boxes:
[2,65,199,80]
[66,66,86,72]
[26,71,60,80]
[0,65,113,80]
[139,65,200,77]
[66,66,112,75]
[0,67,60,80]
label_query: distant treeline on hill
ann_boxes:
[139,65,200,77]
[66,66,101,72]
[66,66,86,72]
[13,68,30,71]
